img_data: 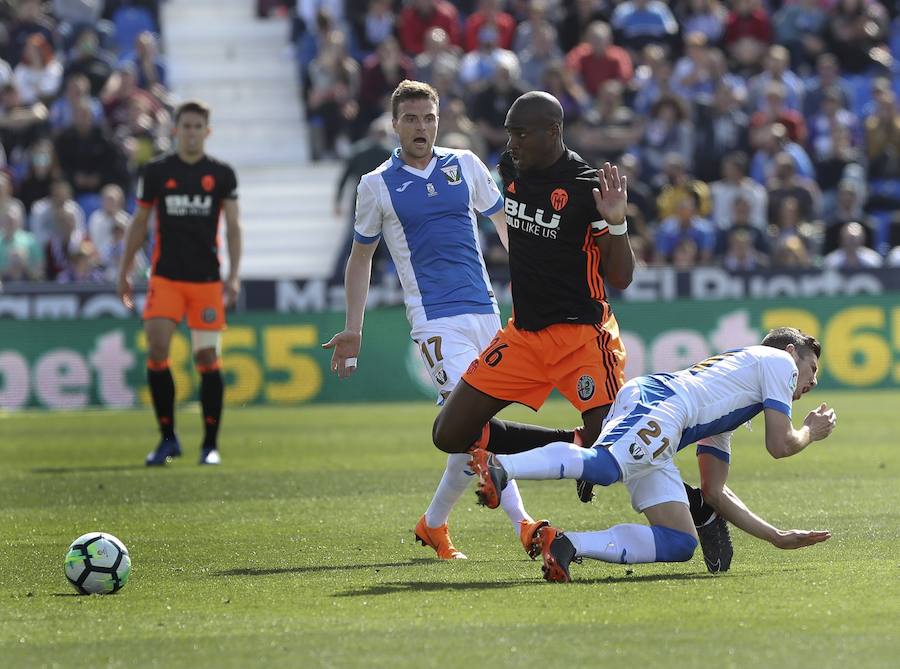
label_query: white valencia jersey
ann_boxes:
[354,147,504,331]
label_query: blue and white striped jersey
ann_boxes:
[354,147,504,329]
[634,346,798,463]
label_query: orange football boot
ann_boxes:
[519,518,550,559]
[537,525,579,583]
[414,516,467,560]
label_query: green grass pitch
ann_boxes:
[2,391,899,668]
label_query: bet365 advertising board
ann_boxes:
[1,295,898,409]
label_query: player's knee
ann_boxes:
[650,526,698,562]
[432,414,474,454]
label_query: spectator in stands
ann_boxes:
[98,212,146,283]
[864,86,900,182]
[748,45,804,113]
[414,28,461,85]
[87,182,127,253]
[0,81,49,161]
[0,203,43,281]
[536,62,589,127]
[770,234,812,268]
[569,79,640,167]
[722,0,772,75]
[54,97,128,198]
[715,193,771,257]
[513,0,557,54]
[802,52,853,122]
[56,238,104,283]
[711,151,767,232]
[122,31,167,93]
[750,121,815,184]
[5,0,55,67]
[722,227,769,272]
[49,72,103,130]
[655,151,712,219]
[565,21,632,99]
[750,81,808,148]
[822,178,877,254]
[356,36,414,137]
[631,44,674,116]
[823,221,883,269]
[458,24,519,96]
[618,152,657,228]
[471,59,527,163]
[13,34,62,105]
[0,170,25,221]
[610,0,679,55]
[437,96,487,159]
[295,7,343,78]
[809,87,859,163]
[825,0,890,75]
[29,178,85,249]
[305,30,360,160]
[114,93,169,172]
[397,0,461,56]
[53,0,105,30]
[692,80,751,183]
[43,206,85,281]
[63,27,115,96]
[15,138,57,213]
[768,194,821,258]
[639,95,694,183]
[676,0,727,44]
[654,194,716,265]
[557,0,609,54]
[0,56,11,88]
[464,0,516,53]
[517,20,563,90]
[350,0,396,56]
[101,61,162,132]
[767,151,821,223]
[671,236,700,270]
[671,32,717,105]
[772,0,827,73]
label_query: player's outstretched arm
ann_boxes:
[321,240,378,379]
[116,205,151,310]
[763,403,837,459]
[698,453,831,549]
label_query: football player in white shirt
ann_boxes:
[470,327,837,582]
[324,80,575,560]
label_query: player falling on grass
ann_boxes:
[430,91,634,503]
[117,100,242,467]
[470,327,838,582]
[323,80,572,559]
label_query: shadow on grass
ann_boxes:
[31,465,147,474]
[335,579,538,597]
[213,559,436,577]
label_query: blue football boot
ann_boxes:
[145,437,182,466]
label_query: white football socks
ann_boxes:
[567,524,657,564]
[498,442,585,480]
[424,453,532,531]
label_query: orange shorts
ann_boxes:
[142,276,225,330]
[463,316,626,412]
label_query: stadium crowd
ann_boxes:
[3,0,900,286]
[293,0,900,281]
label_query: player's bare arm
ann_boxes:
[116,204,152,310]
[763,403,837,459]
[698,453,831,549]
[222,198,242,308]
[322,240,378,379]
[488,209,509,251]
[592,162,634,290]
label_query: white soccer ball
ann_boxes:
[64,532,132,595]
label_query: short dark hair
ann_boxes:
[390,80,439,119]
[175,100,211,123]
[761,327,821,359]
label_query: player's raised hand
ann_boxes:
[772,528,832,549]
[117,273,134,310]
[803,402,837,442]
[322,330,362,379]
[592,162,628,227]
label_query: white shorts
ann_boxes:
[597,379,690,512]
[410,312,502,404]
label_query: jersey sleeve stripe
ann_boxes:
[696,444,730,463]
[482,195,504,216]
[354,231,381,244]
[763,398,791,416]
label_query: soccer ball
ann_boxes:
[64,532,132,595]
